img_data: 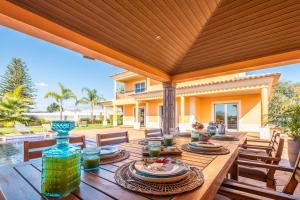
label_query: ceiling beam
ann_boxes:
[0,1,170,82]
[172,50,300,83]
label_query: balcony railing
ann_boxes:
[116,90,135,99]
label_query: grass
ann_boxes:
[0,124,112,135]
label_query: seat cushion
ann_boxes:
[239,149,268,157]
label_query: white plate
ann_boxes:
[188,144,222,152]
[129,164,189,183]
[134,160,189,177]
[189,142,222,148]
[100,146,119,155]
[146,137,163,141]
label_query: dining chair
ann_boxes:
[218,152,300,200]
[240,131,280,157]
[144,129,163,138]
[23,136,86,161]
[96,131,129,146]
[236,137,285,189]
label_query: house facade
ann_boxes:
[108,71,280,134]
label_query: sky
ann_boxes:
[0,25,299,111]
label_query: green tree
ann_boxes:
[78,88,105,122]
[268,82,300,127]
[0,58,35,99]
[47,102,60,113]
[44,83,76,120]
[0,85,32,124]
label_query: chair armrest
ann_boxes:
[221,179,299,200]
[241,144,272,150]
[238,153,280,162]
[245,138,271,143]
[237,160,294,172]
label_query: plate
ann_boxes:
[100,146,119,155]
[101,150,121,159]
[188,144,222,152]
[189,142,222,148]
[129,163,189,183]
[146,137,163,141]
[133,160,189,177]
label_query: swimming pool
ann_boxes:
[0,137,96,167]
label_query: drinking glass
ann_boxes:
[191,131,200,142]
[82,148,101,171]
[148,141,161,157]
[163,134,173,146]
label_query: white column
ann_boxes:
[113,105,118,126]
[114,80,117,99]
[134,102,140,129]
[162,82,176,134]
[103,106,108,125]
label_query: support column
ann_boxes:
[162,82,176,135]
[261,86,269,126]
[113,80,117,99]
[180,96,185,131]
[134,102,140,129]
[103,106,108,126]
[112,105,118,126]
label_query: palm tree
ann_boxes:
[44,83,76,120]
[79,88,105,122]
[0,85,33,124]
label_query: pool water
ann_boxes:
[0,138,96,167]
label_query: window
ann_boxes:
[214,103,238,130]
[135,82,146,93]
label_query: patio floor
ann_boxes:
[72,127,300,195]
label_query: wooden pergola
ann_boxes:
[1,0,300,133]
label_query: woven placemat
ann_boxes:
[100,150,130,165]
[181,144,230,155]
[115,161,204,196]
[211,135,239,141]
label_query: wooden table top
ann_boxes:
[0,133,246,200]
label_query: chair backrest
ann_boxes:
[15,124,29,132]
[283,152,300,195]
[266,138,284,178]
[144,129,163,138]
[23,136,86,161]
[96,132,129,146]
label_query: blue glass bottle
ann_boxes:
[41,121,81,198]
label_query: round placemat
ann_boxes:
[181,144,230,155]
[114,161,204,196]
[100,150,130,165]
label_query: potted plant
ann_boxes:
[283,105,300,166]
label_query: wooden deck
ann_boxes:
[0,134,245,200]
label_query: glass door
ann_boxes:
[214,103,238,130]
[159,105,164,128]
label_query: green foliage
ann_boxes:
[0,85,33,124]
[0,58,35,100]
[268,82,300,140]
[47,102,60,112]
[44,83,76,120]
[117,115,123,125]
[78,88,105,121]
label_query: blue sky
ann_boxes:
[0,26,299,111]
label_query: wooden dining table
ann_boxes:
[0,133,246,200]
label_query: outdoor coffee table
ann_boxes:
[0,133,245,200]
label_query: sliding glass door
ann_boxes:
[214,103,238,130]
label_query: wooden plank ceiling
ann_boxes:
[1,0,300,82]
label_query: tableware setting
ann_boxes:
[142,145,182,156]
[211,134,239,141]
[99,145,130,164]
[138,136,176,146]
[181,141,230,155]
[114,157,204,195]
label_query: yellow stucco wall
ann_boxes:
[195,94,261,128]
[123,77,146,91]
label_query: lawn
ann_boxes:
[0,124,112,135]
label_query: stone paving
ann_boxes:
[71,127,300,196]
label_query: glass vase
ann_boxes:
[41,121,81,198]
